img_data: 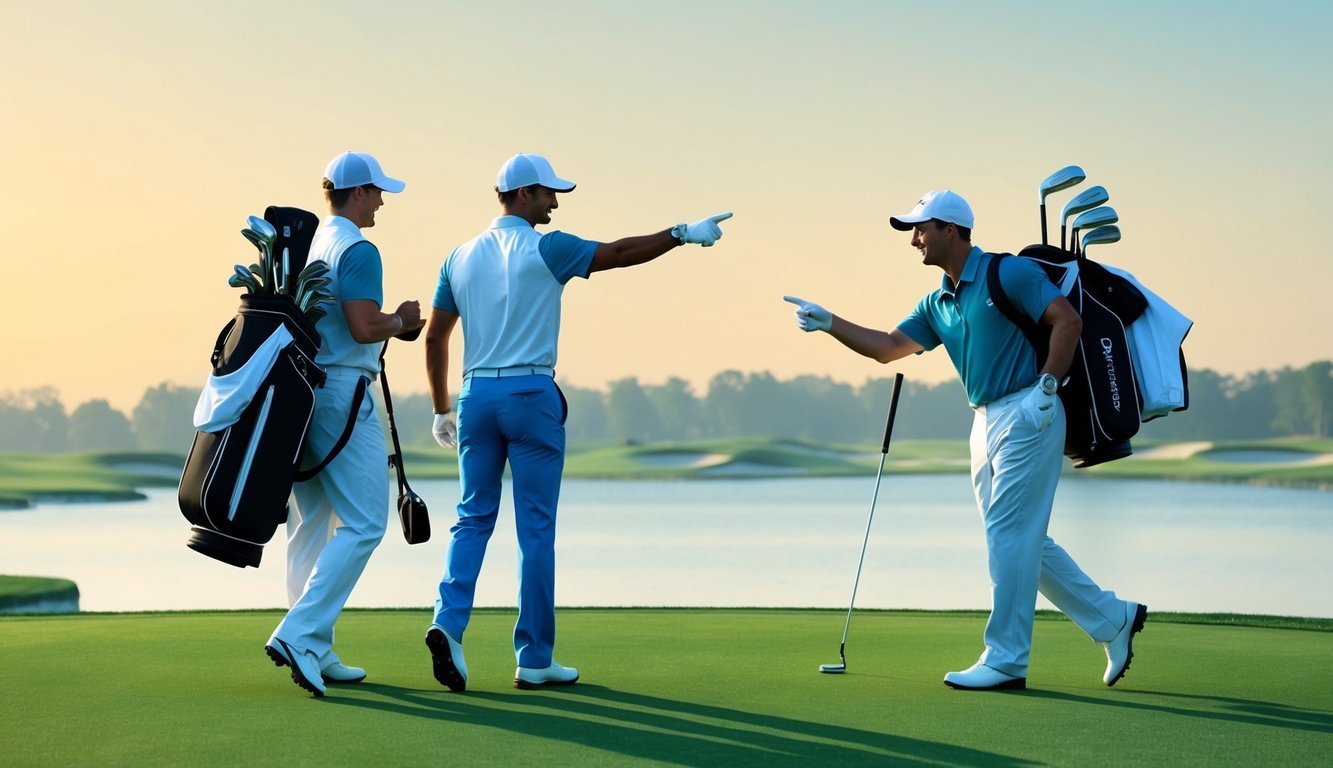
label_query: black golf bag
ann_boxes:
[177,205,361,568]
[988,246,1148,468]
[178,295,327,567]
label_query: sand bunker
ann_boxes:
[632,452,730,469]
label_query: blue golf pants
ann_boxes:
[434,374,567,668]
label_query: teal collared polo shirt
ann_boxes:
[898,246,1061,406]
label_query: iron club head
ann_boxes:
[1070,206,1118,255]
[1081,224,1121,255]
[1060,185,1109,250]
[1038,165,1086,203]
[1038,165,1086,245]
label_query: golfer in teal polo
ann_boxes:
[784,189,1146,691]
[423,153,732,691]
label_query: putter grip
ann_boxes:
[880,373,904,454]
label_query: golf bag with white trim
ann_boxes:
[178,205,364,568]
[988,246,1150,468]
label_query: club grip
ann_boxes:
[880,373,904,454]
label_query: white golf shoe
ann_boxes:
[321,661,367,684]
[1103,601,1148,686]
[425,626,468,692]
[515,660,579,690]
[265,638,327,698]
[943,662,1026,691]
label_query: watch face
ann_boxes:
[1040,374,1058,394]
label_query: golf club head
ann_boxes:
[398,486,431,545]
[1038,165,1086,203]
[1081,224,1121,254]
[247,216,277,244]
[819,663,847,674]
[1070,206,1119,254]
[241,228,266,252]
[1072,205,1118,232]
[1060,185,1110,227]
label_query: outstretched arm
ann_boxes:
[588,212,733,273]
[783,295,924,364]
[829,321,924,364]
[588,230,679,273]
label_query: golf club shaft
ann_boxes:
[836,372,904,649]
[378,341,409,488]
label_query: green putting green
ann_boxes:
[3,609,1330,767]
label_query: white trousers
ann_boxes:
[970,390,1127,677]
[270,368,387,664]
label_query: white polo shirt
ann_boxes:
[433,215,596,374]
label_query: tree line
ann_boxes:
[1,361,1330,454]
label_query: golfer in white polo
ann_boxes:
[264,151,426,698]
[785,189,1146,691]
[422,153,731,691]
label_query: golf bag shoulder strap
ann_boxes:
[985,253,1045,349]
[294,375,368,482]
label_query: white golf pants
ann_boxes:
[272,368,388,665]
[970,389,1127,677]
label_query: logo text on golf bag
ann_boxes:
[1100,338,1121,412]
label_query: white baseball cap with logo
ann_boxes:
[889,189,974,231]
[323,151,406,193]
[496,153,576,193]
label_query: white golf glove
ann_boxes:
[432,411,458,449]
[782,295,832,332]
[673,212,733,247]
[1021,384,1057,432]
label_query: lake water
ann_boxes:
[1,476,1330,617]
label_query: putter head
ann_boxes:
[819,662,847,674]
[398,487,431,544]
[1060,185,1110,226]
[1038,165,1086,203]
[1081,224,1121,252]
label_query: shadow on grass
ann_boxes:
[1024,689,1333,734]
[325,683,1039,766]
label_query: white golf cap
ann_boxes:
[496,153,576,193]
[889,189,974,231]
[323,151,406,193]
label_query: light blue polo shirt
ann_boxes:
[433,215,596,373]
[898,246,1061,406]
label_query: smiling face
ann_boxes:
[910,220,954,268]
[343,184,385,228]
[518,185,560,225]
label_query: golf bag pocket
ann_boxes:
[179,295,324,568]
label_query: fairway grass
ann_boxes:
[3,609,1330,767]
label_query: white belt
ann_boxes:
[465,365,555,379]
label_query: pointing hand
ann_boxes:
[677,211,733,247]
[783,295,832,333]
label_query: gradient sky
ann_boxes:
[2,0,1330,413]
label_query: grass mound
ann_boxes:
[3,608,1330,767]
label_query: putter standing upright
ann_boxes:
[820,372,904,674]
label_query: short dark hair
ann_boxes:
[930,218,971,242]
[496,183,541,205]
[323,178,377,209]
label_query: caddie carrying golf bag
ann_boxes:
[988,246,1150,468]
[177,206,360,568]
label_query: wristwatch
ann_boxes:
[1038,373,1059,395]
